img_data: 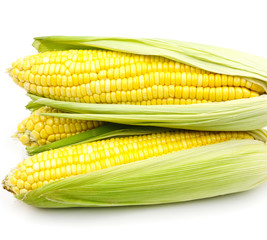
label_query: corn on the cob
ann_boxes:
[10,50,264,105]
[3,37,267,208]
[3,130,253,195]
[16,106,104,146]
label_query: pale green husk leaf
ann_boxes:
[32,36,267,90]
[27,94,267,131]
[16,139,267,208]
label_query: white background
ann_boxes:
[1,0,267,239]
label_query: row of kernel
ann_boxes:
[23,79,258,101]
[18,133,75,147]
[50,96,211,105]
[28,50,170,66]
[29,51,158,65]
[31,85,257,102]
[13,61,208,84]
[29,121,93,135]
[70,61,204,76]
[83,77,260,95]
[14,69,263,95]
[86,73,263,92]
[14,50,128,68]
[19,117,100,137]
[12,60,209,83]
[13,50,168,72]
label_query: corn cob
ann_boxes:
[3,130,253,195]
[16,106,104,146]
[10,49,264,105]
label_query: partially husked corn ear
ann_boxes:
[10,50,264,105]
[16,106,104,146]
[3,130,253,195]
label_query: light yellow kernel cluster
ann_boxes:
[17,106,104,146]
[5,130,253,195]
[10,49,264,104]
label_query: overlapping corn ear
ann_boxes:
[3,129,267,207]
[9,36,267,130]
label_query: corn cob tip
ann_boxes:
[2,170,16,194]
[6,68,12,75]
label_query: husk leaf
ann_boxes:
[27,94,267,131]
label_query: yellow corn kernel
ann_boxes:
[16,106,105,147]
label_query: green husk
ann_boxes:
[32,36,267,90]
[26,123,171,155]
[27,94,267,131]
[16,138,267,208]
